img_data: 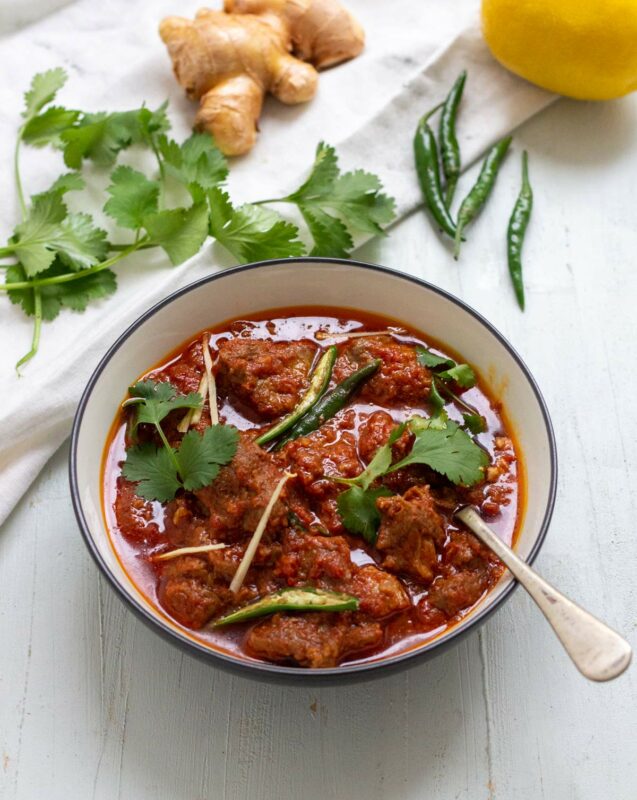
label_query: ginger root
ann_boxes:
[159,0,364,156]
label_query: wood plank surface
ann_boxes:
[1,78,636,800]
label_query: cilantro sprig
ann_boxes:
[387,419,489,485]
[335,423,405,542]
[336,416,488,543]
[0,70,396,370]
[122,380,239,502]
[255,142,396,257]
[208,188,305,261]
[417,346,487,433]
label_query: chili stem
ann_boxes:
[417,102,444,128]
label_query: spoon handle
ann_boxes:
[456,506,632,682]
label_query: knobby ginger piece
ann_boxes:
[159,0,364,155]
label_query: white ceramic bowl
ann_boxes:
[70,258,557,682]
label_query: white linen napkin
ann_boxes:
[0,0,555,525]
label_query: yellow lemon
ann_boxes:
[482,0,637,100]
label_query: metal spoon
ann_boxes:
[456,506,632,682]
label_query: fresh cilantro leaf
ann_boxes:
[10,191,108,275]
[323,169,396,235]
[416,346,454,370]
[46,172,85,195]
[61,106,169,169]
[22,106,80,147]
[338,422,406,491]
[104,166,159,230]
[409,413,448,432]
[54,213,109,269]
[462,413,487,434]
[333,422,407,541]
[6,261,117,321]
[208,188,304,262]
[25,189,67,223]
[178,425,240,491]
[431,374,483,429]
[137,103,171,142]
[122,443,182,503]
[143,203,209,265]
[6,263,63,321]
[22,68,67,122]
[282,142,396,256]
[11,191,67,275]
[438,363,476,388]
[60,112,123,168]
[291,140,339,198]
[429,378,446,415]
[302,206,353,258]
[337,485,392,544]
[50,266,116,311]
[389,420,488,486]
[156,136,181,171]
[122,396,239,502]
[127,380,202,430]
[158,133,228,193]
[357,441,394,490]
[417,346,477,389]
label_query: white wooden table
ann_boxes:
[1,92,636,799]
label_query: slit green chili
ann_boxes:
[214,587,359,626]
[439,70,467,208]
[255,345,337,446]
[413,105,458,239]
[274,359,381,449]
[454,135,513,259]
[507,150,533,311]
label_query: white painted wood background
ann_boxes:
[1,31,637,800]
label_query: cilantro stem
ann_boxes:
[434,376,479,416]
[12,121,42,373]
[15,287,42,372]
[252,198,285,206]
[14,127,27,221]
[155,421,182,479]
[0,240,147,292]
[148,135,166,210]
[108,241,154,252]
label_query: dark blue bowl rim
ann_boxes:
[69,257,558,679]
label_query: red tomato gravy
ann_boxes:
[102,306,524,668]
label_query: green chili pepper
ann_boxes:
[255,345,337,447]
[414,105,458,239]
[507,150,533,311]
[439,70,467,207]
[275,359,381,448]
[454,135,513,259]
[214,587,359,626]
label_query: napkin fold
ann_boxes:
[0,0,555,525]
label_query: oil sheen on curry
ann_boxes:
[103,307,521,669]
